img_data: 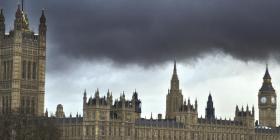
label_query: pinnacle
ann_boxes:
[263,64,271,79]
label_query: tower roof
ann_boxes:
[206,93,215,120]
[260,65,275,92]
[171,60,178,80]
[0,9,4,23]
[208,93,212,101]
[40,10,46,24]
[263,64,271,79]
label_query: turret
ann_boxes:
[55,104,65,118]
[176,98,198,125]
[132,90,142,115]
[45,108,48,117]
[39,10,46,36]
[107,89,113,105]
[14,5,29,31]
[235,105,239,116]
[195,99,198,111]
[205,93,215,120]
[14,5,23,30]
[234,105,254,128]
[83,90,87,105]
[39,10,47,48]
[0,9,5,38]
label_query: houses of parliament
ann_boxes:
[1,4,280,140]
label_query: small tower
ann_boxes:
[205,93,215,120]
[258,65,277,127]
[83,90,87,105]
[175,98,198,125]
[39,10,47,42]
[132,90,142,118]
[55,104,65,118]
[235,105,255,128]
[166,60,183,119]
[37,9,47,116]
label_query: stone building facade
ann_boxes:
[2,4,280,140]
[0,5,46,116]
[55,62,280,140]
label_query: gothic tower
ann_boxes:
[205,93,215,120]
[166,61,183,119]
[0,5,47,116]
[258,65,277,127]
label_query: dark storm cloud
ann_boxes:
[2,0,280,71]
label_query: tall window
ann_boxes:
[21,97,24,113]
[32,62,37,79]
[27,61,31,79]
[22,61,26,79]
[6,61,11,79]
[2,96,4,113]
[26,97,30,114]
[3,61,6,80]
[9,60,13,79]
[31,97,35,115]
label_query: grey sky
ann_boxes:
[1,0,280,124]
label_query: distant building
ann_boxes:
[54,61,280,140]
[2,4,280,140]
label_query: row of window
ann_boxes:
[2,60,12,80]
[1,96,11,114]
[136,131,251,140]
[22,60,37,80]
[61,126,279,140]
[0,96,36,115]
[20,96,36,114]
[1,60,38,80]
[63,125,132,137]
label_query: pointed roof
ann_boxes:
[263,64,271,79]
[173,60,177,75]
[208,93,212,101]
[260,64,275,92]
[15,5,22,18]
[0,9,4,23]
[171,60,178,80]
[40,9,46,24]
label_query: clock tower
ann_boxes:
[166,61,183,119]
[258,65,277,127]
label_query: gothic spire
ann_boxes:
[263,64,271,80]
[173,59,177,75]
[206,93,215,120]
[15,4,22,18]
[0,9,4,21]
[170,60,179,90]
[40,9,46,24]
